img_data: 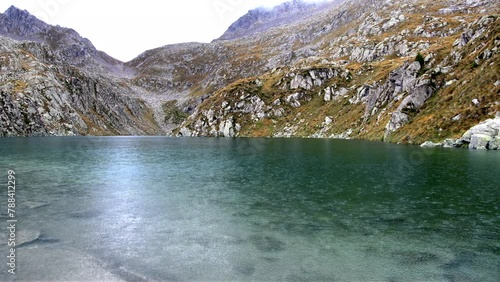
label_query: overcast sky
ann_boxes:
[0,0,329,62]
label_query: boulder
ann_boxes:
[488,136,500,150]
[286,92,304,108]
[179,127,193,137]
[219,118,236,137]
[290,74,313,90]
[420,141,442,148]
[385,112,409,139]
[443,139,459,148]
[469,134,493,150]
[457,114,500,150]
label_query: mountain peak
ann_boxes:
[0,5,124,72]
[5,5,29,15]
[0,5,50,38]
[5,5,29,14]
[3,5,39,23]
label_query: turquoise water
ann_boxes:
[0,137,499,281]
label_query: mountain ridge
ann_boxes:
[0,0,499,149]
[0,5,127,74]
[217,0,342,41]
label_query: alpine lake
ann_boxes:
[0,137,498,281]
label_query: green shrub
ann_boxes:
[415,52,425,68]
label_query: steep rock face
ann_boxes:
[126,43,230,94]
[360,61,436,140]
[178,66,351,137]
[178,60,435,139]
[0,37,159,136]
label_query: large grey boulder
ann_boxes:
[219,118,237,137]
[489,137,500,150]
[469,134,493,150]
[458,114,500,150]
[385,112,409,138]
[290,74,314,90]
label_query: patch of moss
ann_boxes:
[13,80,28,93]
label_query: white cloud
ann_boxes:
[0,0,330,61]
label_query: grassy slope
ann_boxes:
[181,5,499,143]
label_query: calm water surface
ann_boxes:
[0,137,499,281]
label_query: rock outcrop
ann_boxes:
[178,67,350,137]
[457,114,500,150]
[420,113,500,150]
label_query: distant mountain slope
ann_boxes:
[0,6,126,74]
[217,0,344,41]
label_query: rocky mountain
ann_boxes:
[0,6,125,74]
[1,1,499,149]
[0,36,159,136]
[217,0,343,41]
[177,0,500,149]
[0,6,159,136]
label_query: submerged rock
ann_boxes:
[393,250,439,265]
[18,233,60,248]
[249,235,286,252]
[233,263,256,276]
[69,210,102,219]
[0,229,40,247]
[22,201,50,209]
[18,245,123,281]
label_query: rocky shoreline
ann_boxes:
[421,113,500,150]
